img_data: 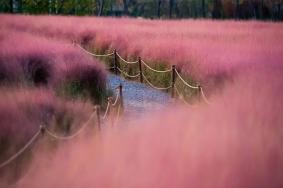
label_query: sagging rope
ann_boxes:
[113,102,122,126]
[108,66,115,70]
[76,43,211,104]
[175,86,191,105]
[142,73,172,90]
[175,84,211,105]
[116,52,139,64]
[174,70,212,104]
[102,100,111,120]
[44,111,96,140]
[175,69,199,89]
[0,129,41,169]
[117,67,140,78]
[100,87,122,126]
[112,90,120,107]
[141,60,172,73]
[112,86,123,126]
[102,87,120,120]
[77,43,114,57]
[199,86,211,105]
[0,84,124,169]
[0,108,108,169]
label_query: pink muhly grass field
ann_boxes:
[0,87,93,181]
[0,28,106,89]
[0,14,283,187]
[0,16,107,182]
[1,14,283,86]
[16,67,283,188]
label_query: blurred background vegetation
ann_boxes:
[0,0,282,20]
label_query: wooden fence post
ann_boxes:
[40,125,45,136]
[95,105,101,131]
[107,97,113,126]
[138,57,143,83]
[198,85,202,102]
[108,97,113,114]
[106,96,116,127]
[114,49,118,75]
[171,65,176,98]
[118,84,124,110]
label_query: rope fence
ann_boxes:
[44,111,96,140]
[141,60,172,73]
[0,84,124,170]
[77,43,114,57]
[112,90,120,107]
[76,43,211,105]
[0,41,211,168]
[117,67,140,78]
[116,52,139,64]
[104,84,123,126]
[142,73,172,90]
[199,86,211,105]
[175,86,190,105]
[102,97,112,120]
[174,69,199,89]
[0,130,41,169]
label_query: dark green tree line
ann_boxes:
[0,0,282,20]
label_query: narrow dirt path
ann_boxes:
[107,74,173,119]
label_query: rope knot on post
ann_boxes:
[76,44,211,105]
[171,65,176,98]
[94,105,101,131]
[197,84,202,102]
[107,96,113,113]
[138,57,143,83]
[40,124,45,135]
[118,84,124,110]
[114,49,118,75]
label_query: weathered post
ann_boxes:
[114,49,118,75]
[107,97,114,127]
[107,97,113,115]
[118,84,124,110]
[198,85,202,102]
[40,124,45,136]
[95,105,101,131]
[171,65,176,98]
[138,57,143,83]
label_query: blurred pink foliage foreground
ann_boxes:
[0,14,283,188]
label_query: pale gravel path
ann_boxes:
[107,74,173,119]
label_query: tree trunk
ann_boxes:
[157,0,161,18]
[55,0,58,14]
[260,0,264,19]
[74,0,77,15]
[10,0,13,13]
[175,1,180,18]
[169,0,173,18]
[48,0,52,14]
[109,0,113,16]
[57,0,66,14]
[123,0,128,15]
[90,0,95,15]
[18,0,22,13]
[235,0,240,19]
[212,0,222,18]
[278,3,281,20]
[141,3,145,17]
[98,0,104,16]
[202,0,205,17]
